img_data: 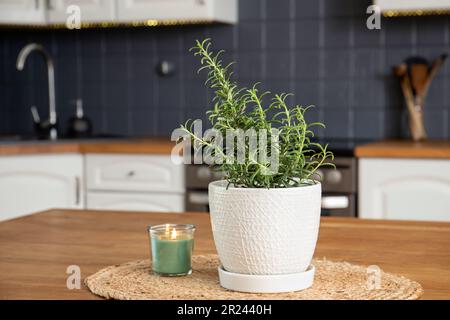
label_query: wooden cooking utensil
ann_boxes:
[400,75,427,141]
[394,53,447,141]
[409,64,429,97]
[422,54,448,98]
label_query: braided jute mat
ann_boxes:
[85,255,423,300]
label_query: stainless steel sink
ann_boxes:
[0,134,128,144]
[0,135,36,143]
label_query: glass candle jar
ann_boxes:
[148,224,195,276]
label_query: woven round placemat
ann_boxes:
[85,255,422,300]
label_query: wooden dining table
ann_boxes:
[0,209,449,300]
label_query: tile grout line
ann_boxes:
[100,31,107,133]
[317,0,325,136]
[125,30,132,136]
[76,32,82,100]
[348,16,355,140]
[289,0,296,95]
[379,14,386,138]
[444,18,450,138]
[411,18,418,55]
[260,0,267,81]
[178,31,185,132]
[152,34,158,136]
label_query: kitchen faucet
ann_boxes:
[16,43,58,140]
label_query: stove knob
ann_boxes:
[197,167,212,180]
[213,171,224,180]
[314,169,324,181]
[326,170,342,184]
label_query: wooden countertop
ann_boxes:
[0,137,176,156]
[355,140,450,159]
[0,209,449,300]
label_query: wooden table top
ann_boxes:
[1,209,449,300]
[355,140,450,159]
[0,137,176,156]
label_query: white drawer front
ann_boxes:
[86,154,184,193]
[87,192,185,213]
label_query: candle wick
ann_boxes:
[170,228,177,240]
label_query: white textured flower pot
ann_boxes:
[208,180,322,276]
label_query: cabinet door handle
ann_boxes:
[46,0,54,10]
[321,196,349,209]
[188,192,209,205]
[75,177,81,206]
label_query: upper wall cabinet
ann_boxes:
[0,0,237,26]
[0,0,46,24]
[375,0,450,16]
[47,0,115,23]
[117,0,238,24]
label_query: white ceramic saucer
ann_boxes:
[218,265,315,293]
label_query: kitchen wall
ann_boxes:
[0,0,449,139]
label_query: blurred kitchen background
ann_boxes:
[1,0,449,139]
[0,0,449,222]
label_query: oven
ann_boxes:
[185,155,358,217]
[317,157,357,217]
[185,165,223,212]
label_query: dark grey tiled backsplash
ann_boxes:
[0,0,449,139]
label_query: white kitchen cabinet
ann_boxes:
[116,0,238,24]
[87,192,184,212]
[46,0,115,23]
[0,154,84,222]
[359,158,450,222]
[86,154,185,213]
[0,0,46,24]
[0,0,237,26]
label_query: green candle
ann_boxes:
[148,224,195,276]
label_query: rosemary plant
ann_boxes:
[180,39,334,188]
